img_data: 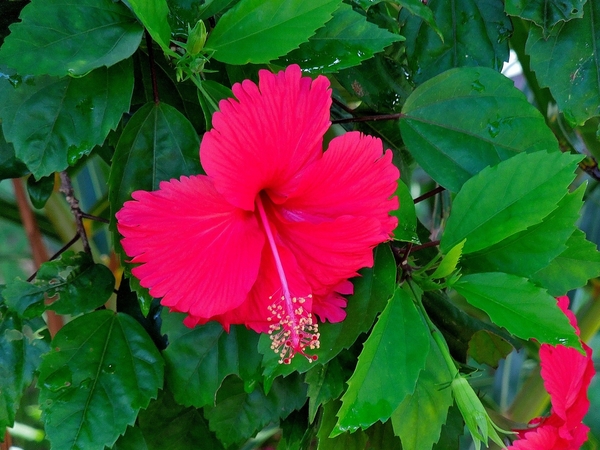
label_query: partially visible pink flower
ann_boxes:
[116,65,399,363]
[508,296,595,449]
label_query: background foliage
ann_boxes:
[1,0,599,449]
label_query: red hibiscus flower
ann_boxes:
[508,296,595,449]
[116,65,399,363]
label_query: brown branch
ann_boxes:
[145,30,160,104]
[332,113,405,125]
[414,186,446,204]
[80,212,110,224]
[332,97,356,115]
[59,171,91,255]
[12,178,63,337]
[411,240,440,253]
[27,233,80,282]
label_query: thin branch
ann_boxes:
[331,97,356,115]
[145,29,160,104]
[27,233,80,282]
[411,240,440,253]
[80,212,110,224]
[332,113,405,124]
[59,171,91,255]
[414,186,446,204]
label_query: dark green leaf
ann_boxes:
[205,374,307,447]
[506,0,586,36]
[392,179,419,243]
[4,251,115,318]
[531,229,600,296]
[400,0,511,85]
[400,67,561,192]
[278,409,317,450]
[453,272,581,348]
[364,420,403,450]
[279,4,404,74]
[526,0,600,125]
[112,426,148,450]
[391,334,454,450]
[334,288,430,434]
[26,174,54,209]
[0,131,28,180]
[137,389,223,450]
[467,330,513,368]
[461,185,584,277]
[205,0,342,64]
[197,79,233,129]
[259,244,396,380]
[0,308,50,430]
[38,310,164,450]
[316,400,368,450]
[306,359,345,423]
[432,404,464,449]
[393,0,443,39]
[125,0,172,51]
[0,0,143,77]
[161,312,261,408]
[198,0,239,20]
[440,151,581,254]
[0,60,134,179]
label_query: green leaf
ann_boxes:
[109,102,201,235]
[0,60,134,179]
[392,179,419,244]
[440,151,581,254]
[205,0,342,64]
[279,4,404,74]
[526,0,600,125]
[0,308,50,430]
[431,239,466,279]
[453,272,581,348]
[137,390,223,450]
[161,312,261,408]
[400,0,511,85]
[0,0,143,77]
[316,400,368,450]
[400,67,561,192]
[197,79,233,129]
[333,288,430,435]
[4,251,115,318]
[364,420,403,450]
[393,0,443,40]
[259,244,396,380]
[112,426,148,450]
[391,334,454,450]
[467,330,513,368]
[0,130,28,180]
[205,374,307,447]
[505,0,586,36]
[38,310,164,450]
[306,359,345,423]
[461,185,584,277]
[26,174,54,209]
[531,229,600,296]
[124,0,172,51]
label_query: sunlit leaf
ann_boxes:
[125,0,172,51]
[205,0,342,64]
[0,0,143,77]
[38,310,164,450]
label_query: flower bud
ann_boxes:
[187,20,207,56]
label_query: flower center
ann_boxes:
[255,195,320,364]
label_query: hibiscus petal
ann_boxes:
[116,175,264,318]
[282,131,399,236]
[201,64,332,210]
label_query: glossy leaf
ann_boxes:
[400,67,561,192]
[280,4,404,74]
[0,0,143,77]
[317,400,368,450]
[440,151,581,254]
[0,60,134,179]
[161,312,262,408]
[306,358,345,423]
[125,0,172,51]
[392,179,419,244]
[391,334,454,450]
[259,244,396,380]
[454,272,581,349]
[467,330,513,368]
[531,229,600,296]
[38,310,164,450]
[205,0,342,64]
[461,185,584,277]
[333,288,430,434]
[4,251,115,318]
[0,307,49,430]
[400,0,511,85]
[26,174,54,209]
[506,0,586,36]
[526,0,600,125]
[205,374,307,447]
[137,390,223,450]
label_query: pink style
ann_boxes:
[509,296,595,449]
[116,64,399,364]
